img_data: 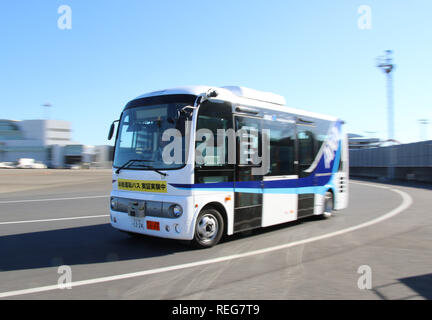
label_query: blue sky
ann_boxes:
[0,0,431,145]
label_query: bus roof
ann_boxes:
[133,85,339,122]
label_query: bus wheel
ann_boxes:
[322,191,333,219]
[192,208,224,248]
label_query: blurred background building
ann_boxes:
[348,133,381,149]
[0,119,113,168]
[349,139,432,183]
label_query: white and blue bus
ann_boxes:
[108,86,349,247]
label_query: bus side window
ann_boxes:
[264,120,295,176]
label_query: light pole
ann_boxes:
[377,50,396,179]
[377,50,395,141]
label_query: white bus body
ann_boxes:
[109,86,349,247]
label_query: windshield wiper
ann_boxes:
[133,164,168,177]
[115,159,152,174]
[115,159,167,177]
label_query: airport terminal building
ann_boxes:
[0,119,112,168]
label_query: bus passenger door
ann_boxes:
[233,116,263,233]
[261,119,297,227]
[296,126,316,218]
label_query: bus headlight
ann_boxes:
[170,204,183,218]
[110,197,117,210]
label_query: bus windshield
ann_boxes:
[113,101,191,170]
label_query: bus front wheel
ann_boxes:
[192,208,224,248]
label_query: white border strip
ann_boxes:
[0,215,109,225]
[0,195,109,204]
[0,182,412,298]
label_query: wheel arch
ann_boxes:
[323,184,336,207]
[326,186,336,210]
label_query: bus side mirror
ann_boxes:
[108,122,115,140]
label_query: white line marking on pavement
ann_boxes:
[0,195,109,204]
[0,182,413,298]
[0,215,109,225]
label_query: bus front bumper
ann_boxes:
[110,211,194,240]
[109,194,195,240]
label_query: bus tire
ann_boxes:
[321,191,333,219]
[192,208,224,248]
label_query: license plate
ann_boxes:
[132,218,145,229]
[146,220,160,231]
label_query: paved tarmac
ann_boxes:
[0,169,430,300]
